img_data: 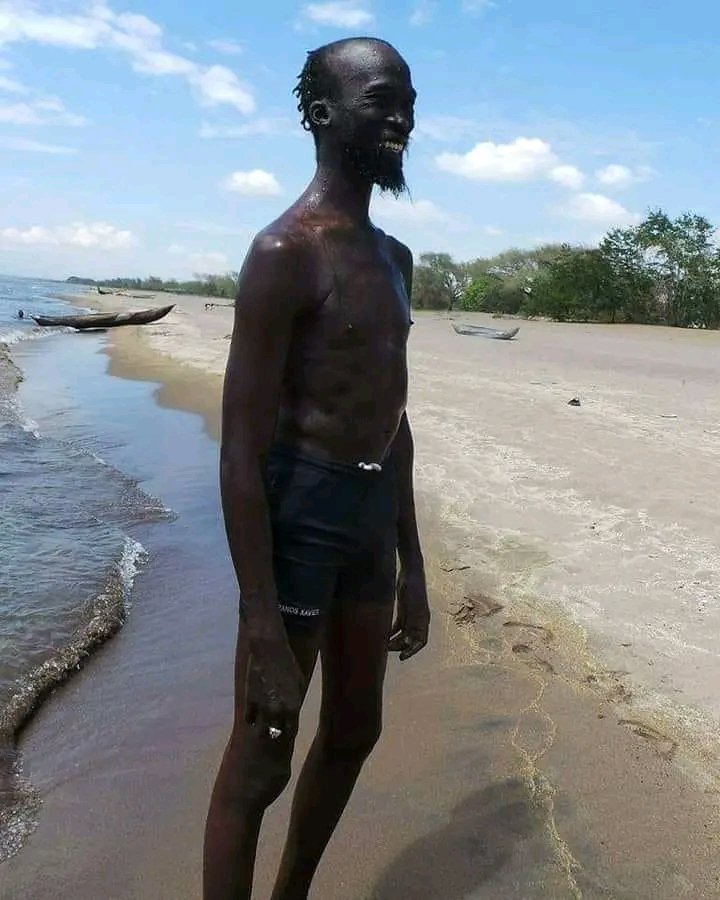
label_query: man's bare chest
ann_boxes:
[297,240,412,353]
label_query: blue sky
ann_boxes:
[1,0,719,279]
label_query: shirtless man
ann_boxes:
[204,37,430,899]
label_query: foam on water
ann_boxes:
[0,325,75,345]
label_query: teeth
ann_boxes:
[382,141,404,153]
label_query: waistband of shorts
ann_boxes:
[267,442,391,476]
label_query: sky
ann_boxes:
[1,0,719,280]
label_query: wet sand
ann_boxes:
[4,293,720,898]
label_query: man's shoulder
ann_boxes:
[384,233,413,273]
[250,214,318,265]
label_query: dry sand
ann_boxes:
[5,290,720,898]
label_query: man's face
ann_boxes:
[329,44,416,196]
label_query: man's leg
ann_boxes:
[271,554,396,899]
[203,624,321,900]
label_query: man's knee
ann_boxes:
[248,755,292,807]
[322,719,382,763]
[223,738,293,810]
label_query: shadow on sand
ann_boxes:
[371,778,543,899]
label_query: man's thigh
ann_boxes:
[319,551,397,733]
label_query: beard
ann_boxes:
[344,139,408,197]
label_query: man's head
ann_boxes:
[293,38,415,196]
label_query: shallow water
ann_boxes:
[0,278,170,859]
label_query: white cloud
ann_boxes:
[437,137,558,182]
[596,164,632,187]
[200,117,298,139]
[462,0,495,14]
[415,115,479,142]
[559,193,640,227]
[437,137,590,193]
[410,1,436,26]
[0,221,135,248]
[223,169,282,197]
[0,96,85,125]
[549,164,585,190]
[372,196,450,226]
[0,136,77,153]
[0,2,255,113]
[190,65,253,112]
[371,195,471,234]
[188,251,229,272]
[0,74,26,93]
[300,2,375,28]
[167,244,228,271]
[482,225,504,236]
[595,163,654,189]
[207,39,244,56]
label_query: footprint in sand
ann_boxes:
[439,560,472,573]
[505,623,556,675]
[450,593,504,625]
[511,643,555,674]
[618,718,677,760]
[586,671,633,704]
[502,621,555,644]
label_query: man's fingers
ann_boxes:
[398,632,428,661]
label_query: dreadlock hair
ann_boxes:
[293,38,395,135]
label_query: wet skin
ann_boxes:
[204,39,429,900]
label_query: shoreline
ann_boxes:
[4,290,720,896]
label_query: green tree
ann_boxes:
[636,210,720,327]
[418,252,469,311]
[526,246,614,321]
[599,227,655,323]
[459,273,499,311]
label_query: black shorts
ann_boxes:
[244,443,398,634]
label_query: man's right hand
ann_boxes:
[245,634,305,738]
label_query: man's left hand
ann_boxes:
[388,563,430,661]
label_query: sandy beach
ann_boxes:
[5,291,720,898]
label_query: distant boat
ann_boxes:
[96,286,114,295]
[452,323,520,340]
[32,304,174,331]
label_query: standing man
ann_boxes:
[204,37,429,899]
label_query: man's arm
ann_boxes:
[388,237,429,659]
[221,228,317,729]
[392,411,424,569]
[388,237,424,569]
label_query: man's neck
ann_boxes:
[302,159,374,227]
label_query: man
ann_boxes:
[204,37,430,899]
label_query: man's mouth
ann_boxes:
[380,140,405,154]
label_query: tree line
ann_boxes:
[67,273,240,299]
[414,209,720,328]
[69,207,720,328]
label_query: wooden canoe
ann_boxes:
[452,323,520,340]
[32,304,174,330]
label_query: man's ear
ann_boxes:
[308,100,332,128]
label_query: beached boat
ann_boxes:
[32,304,174,331]
[452,323,520,340]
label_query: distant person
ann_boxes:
[17,309,24,319]
[204,37,429,899]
